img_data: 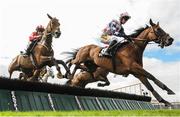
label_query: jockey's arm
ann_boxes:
[109,21,117,34]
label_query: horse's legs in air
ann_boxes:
[19,73,29,81]
[9,71,13,79]
[132,63,175,95]
[97,75,110,87]
[131,64,172,106]
[139,69,175,95]
[71,65,78,78]
[28,70,40,81]
[55,59,72,79]
[43,74,48,82]
[51,59,63,79]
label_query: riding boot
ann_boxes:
[104,40,117,56]
[24,41,36,55]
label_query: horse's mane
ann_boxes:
[128,25,149,38]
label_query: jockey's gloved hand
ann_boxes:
[114,32,119,36]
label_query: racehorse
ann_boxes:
[65,19,175,106]
[66,67,109,88]
[8,14,71,81]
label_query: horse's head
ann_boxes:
[46,14,61,38]
[146,19,174,48]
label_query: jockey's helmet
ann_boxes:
[36,25,45,32]
[120,12,131,21]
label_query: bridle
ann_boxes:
[151,26,169,47]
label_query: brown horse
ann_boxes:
[8,14,70,81]
[65,19,175,106]
[66,67,109,88]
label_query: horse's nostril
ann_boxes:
[169,38,174,42]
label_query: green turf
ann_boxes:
[0,109,180,116]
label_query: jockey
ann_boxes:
[100,12,132,56]
[24,25,45,55]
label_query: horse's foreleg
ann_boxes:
[141,70,175,95]
[28,70,40,82]
[51,59,63,79]
[131,65,172,106]
[19,73,24,80]
[133,65,175,95]
[71,65,78,78]
[9,71,13,79]
[137,75,171,107]
[43,75,48,82]
[56,59,72,79]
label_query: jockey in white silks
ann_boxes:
[100,12,132,56]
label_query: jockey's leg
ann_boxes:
[25,40,36,55]
[101,40,117,56]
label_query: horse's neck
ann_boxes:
[40,30,52,48]
[134,29,150,51]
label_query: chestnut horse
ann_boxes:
[65,19,175,106]
[8,14,70,81]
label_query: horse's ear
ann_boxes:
[149,19,155,26]
[157,22,159,26]
[47,13,52,19]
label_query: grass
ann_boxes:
[0,109,180,116]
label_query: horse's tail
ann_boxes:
[61,48,80,64]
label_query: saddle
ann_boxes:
[20,51,38,69]
[100,41,130,57]
[99,41,130,72]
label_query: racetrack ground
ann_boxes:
[0,109,180,116]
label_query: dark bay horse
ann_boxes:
[66,67,109,88]
[65,19,175,106]
[8,14,70,81]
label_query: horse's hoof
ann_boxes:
[167,90,175,95]
[165,102,172,107]
[57,73,63,79]
[160,99,172,107]
[97,83,104,87]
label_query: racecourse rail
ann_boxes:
[0,77,155,111]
